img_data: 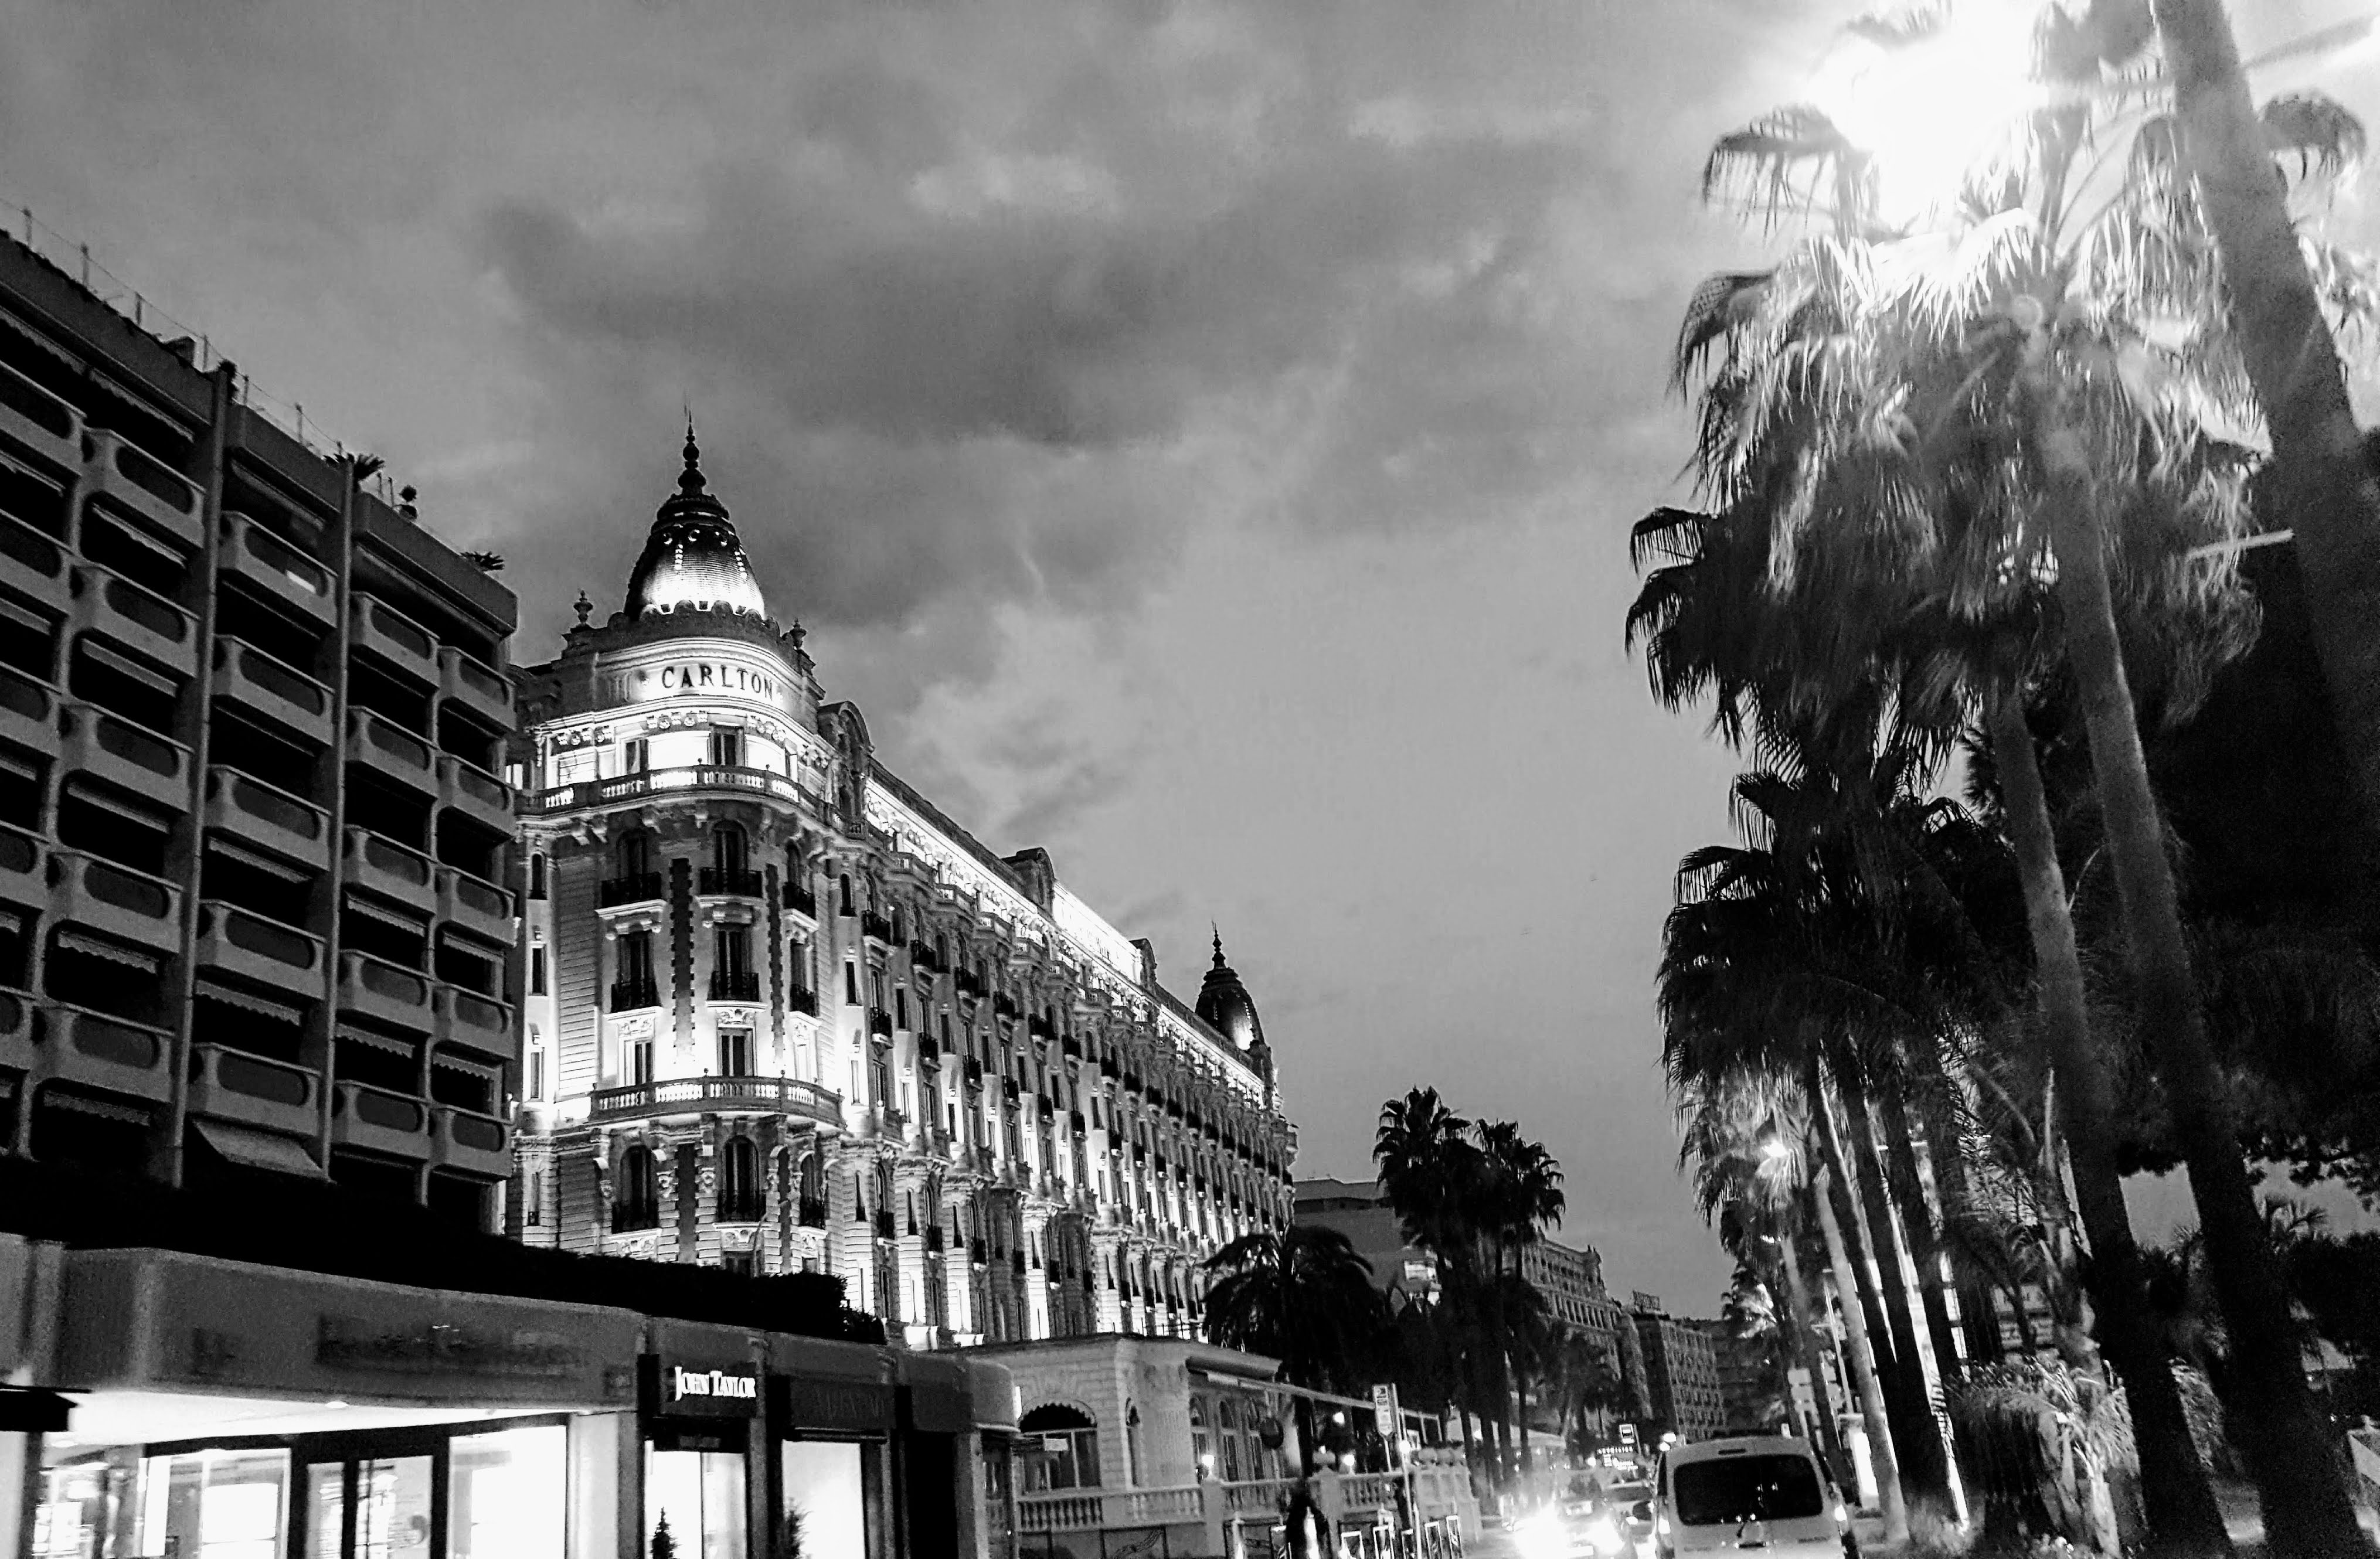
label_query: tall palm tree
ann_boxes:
[1203,1226,1388,1395]
[2147,0,2380,862]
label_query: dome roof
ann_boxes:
[1195,930,1266,1053]
[624,427,767,620]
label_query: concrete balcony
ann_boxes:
[436,866,513,946]
[437,644,511,729]
[205,768,331,872]
[44,1005,170,1103]
[434,982,512,1054]
[337,950,434,1033]
[69,563,196,678]
[343,827,436,913]
[79,430,202,550]
[48,850,179,948]
[437,754,513,835]
[584,1074,841,1128]
[0,988,36,1077]
[345,708,436,794]
[0,823,43,900]
[195,901,324,996]
[0,360,80,476]
[0,516,68,614]
[347,592,438,686]
[187,1042,319,1134]
[217,511,334,627]
[431,1102,511,1177]
[331,1080,431,1160]
[212,636,333,746]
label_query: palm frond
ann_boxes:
[2262,91,2367,183]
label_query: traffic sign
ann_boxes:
[1371,1384,1399,1435]
[1787,1367,1817,1420]
[1619,1422,1637,1444]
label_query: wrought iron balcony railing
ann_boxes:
[599,872,664,908]
[698,866,763,898]
[708,969,760,1002]
[608,977,659,1012]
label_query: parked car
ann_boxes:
[1649,1437,1852,1558]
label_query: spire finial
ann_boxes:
[573,589,593,627]
[679,414,707,496]
[1211,923,1226,967]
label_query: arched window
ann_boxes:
[798,1149,825,1223]
[1020,1405,1100,1491]
[614,1146,659,1232]
[529,852,547,900]
[719,1135,761,1221]
[616,829,651,880]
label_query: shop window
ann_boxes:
[1018,1405,1100,1491]
[448,1424,565,1559]
[647,1446,745,1559]
[138,1448,291,1559]
[783,1441,871,1559]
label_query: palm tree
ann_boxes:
[1203,1226,1388,1395]
[2146,0,2380,861]
[1666,5,2373,1540]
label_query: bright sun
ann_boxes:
[1811,0,2043,224]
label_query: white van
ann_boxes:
[1649,1435,1852,1557]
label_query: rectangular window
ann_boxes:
[845,962,860,1007]
[720,1027,753,1076]
[621,932,653,986]
[895,989,908,1030]
[137,1448,290,1559]
[528,1050,545,1101]
[716,925,750,980]
[529,947,548,996]
[647,1449,745,1559]
[623,738,650,773]
[526,1172,543,1227]
[708,729,743,768]
[628,1036,654,1087]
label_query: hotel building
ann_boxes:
[508,432,1297,1348]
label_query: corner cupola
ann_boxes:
[1195,928,1267,1055]
[623,424,767,620]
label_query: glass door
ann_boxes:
[299,1456,433,1559]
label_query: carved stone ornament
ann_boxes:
[548,723,616,751]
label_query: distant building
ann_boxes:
[1686,1318,1786,1435]
[1293,1177,1439,1303]
[1630,1295,1724,1442]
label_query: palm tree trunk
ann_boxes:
[1876,1092,1972,1395]
[1987,687,2234,1558]
[1776,1232,1851,1477]
[1515,1357,1534,1478]
[2150,0,2380,897]
[1813,1161,1909,1546]
[1834,1074,1953,1509]
[2028,387,2365,1557]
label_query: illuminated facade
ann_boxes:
[509,434,1297,1349]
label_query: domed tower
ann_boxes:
[623,424,768,619]
[1196,928,1273,1084]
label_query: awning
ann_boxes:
[336,1026,418,1057]
[195,980,304,1025]
[53,930,158,972]
[192,1119,329,1179]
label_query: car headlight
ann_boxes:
[1518,1513,1569,1559]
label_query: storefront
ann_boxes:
[771,1335,896,1559]
[640,1322,768,1559]
[27,1245,641,1559]
[5,1243,1009,1559]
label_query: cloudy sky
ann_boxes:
[5,0,2375,1309]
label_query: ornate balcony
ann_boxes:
[609,976,660,1012]
[716,1191,767,1224]
[783,880,817,917]
[599,872,664,908]
[908,941,941,974]
[709,968,759,1002]
[866,1006,893,1039]
[787,984,820,1017]
[698,866,762,898]
[860,911,893,946]
[587,1074,842,1126]
[526,763,804,816]
[798,1196,828,1227]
